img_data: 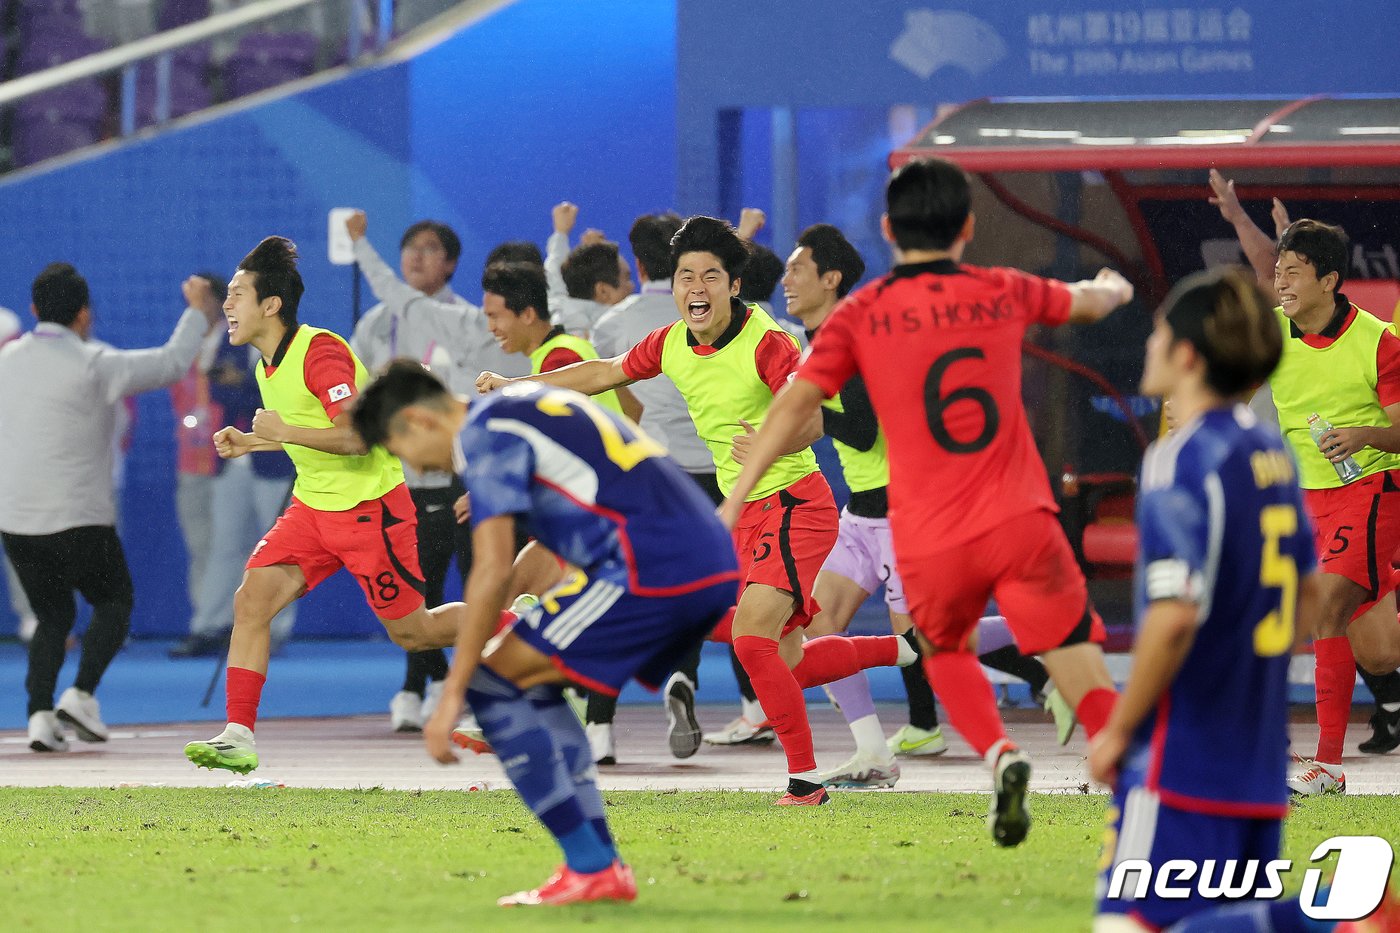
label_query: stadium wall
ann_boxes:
[0,0,676,638]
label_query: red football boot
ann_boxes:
[497,861,637,907]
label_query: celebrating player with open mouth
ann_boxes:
[478,216,917,806]
[183,237,466,774]
[352,362,739,906]
[720,157,1133,846]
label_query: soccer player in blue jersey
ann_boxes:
[352,360,739,908]
[1089,267,1329,932]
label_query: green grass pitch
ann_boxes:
[0,789,1393,931]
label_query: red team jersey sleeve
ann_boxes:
[1378,329,1400,408]
[1005,268,1074,327]
[619,324,671,381]
[798,304,860,399]
[540,346,584,373]
[303,334,359,419]
[754,330,802,394]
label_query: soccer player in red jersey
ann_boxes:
[182,237,466,774]
[479,217,918,805]
[721,158,1133,845]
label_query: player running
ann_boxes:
[352,362,739,907]
[720,158,1131,845]
[183,237,464,774]
[1090,267,1328,932]
[782,223,1072,787]
[478,216,917,806]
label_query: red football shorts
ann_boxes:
[247,482,426,621]
[1304,469,1400,618]
[899,507,1103,655]
[730,471,838,638]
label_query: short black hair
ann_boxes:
[486,240,544,268]
[886,157,972,251]
[1162,266,1281,397]
[738,243,783,303]
[400,220,462,279]
[1277,219,1350,291]
[482,261,549,320]
[670,216,748,282]
[352,359,453,449]
[562,242,623,300]
[237,236,304,326]
[796,224,866,298]
[32,263,89,326]
[629,211,683,281]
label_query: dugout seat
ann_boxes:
[1062,471,1138,579]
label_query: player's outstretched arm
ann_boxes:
[1207,169,1281,289]
[97,275,225,402]
[252,408,366,456]
[424,514,518,764]
[476,355,634,396]
[1087,597,1197,786]
[718,377,826,528]
[1067,268,1135,324]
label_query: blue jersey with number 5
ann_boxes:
[1127,404,1314,816]
[458,383,739,595]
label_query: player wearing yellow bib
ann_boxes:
[1209,210,1400,796]
[183,237,466,774]
[479,217,918,806]
[479,261,630,417]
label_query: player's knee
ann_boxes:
[232,585,277,630]
[384,619,427,652]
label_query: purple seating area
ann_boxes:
[135,44,213,126]
[10,2,110,167]
[2,1,404,171]
[222,31,319,100]
[156,0,208,32]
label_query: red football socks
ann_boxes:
[734,634,815,774]
[226,666,267,731]
[1075,687,1118,740]
[790,635,898,689]
[1314,636,1356,765]
[924,651,1007,758]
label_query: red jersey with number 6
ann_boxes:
[799,259,1072,552]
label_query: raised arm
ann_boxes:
[1208,169,1280,289]
[546,202,577,301]
[95,276,221,402]
[347,212,483,352]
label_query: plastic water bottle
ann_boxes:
[1309,413,1363,484]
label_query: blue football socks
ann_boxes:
[467,667,615,873]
